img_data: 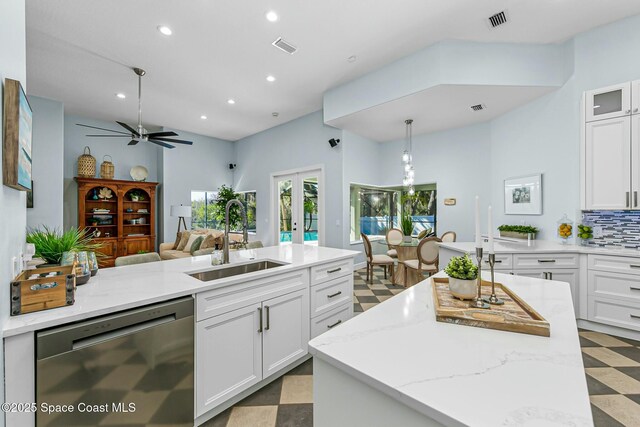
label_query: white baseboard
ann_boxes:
[354,261,366,271]
[577,319,640,342]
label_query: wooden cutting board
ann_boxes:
[431,277,550,337]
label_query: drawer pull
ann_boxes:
[537,260,557,263]
[630,265,640,269]
[327,267,342,274]
[630,314,640,320]
[327,320,342,329]
[265,306,271,331]
[631,287,640,291]
[484,260,503,264]
[258,307,263,333]
[327,291,342,298]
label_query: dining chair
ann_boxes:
[361,233,395,283]
[402,237,442,284]
[440,231,457,242]
[385,228,403,258]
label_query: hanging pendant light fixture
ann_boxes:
[402,119,415,195]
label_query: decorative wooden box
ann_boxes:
[10,265,75,316]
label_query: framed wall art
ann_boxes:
[504,173,542,215]
[3,78,33,191]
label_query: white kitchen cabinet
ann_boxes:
[514,269,578,313]
[632,80,640,115]
[262,289,309,378]
[632,113,640,209]
[585,116,631,209]
[196,303,263,417]
[585,82,631,122]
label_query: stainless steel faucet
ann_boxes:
[223,199,249,264]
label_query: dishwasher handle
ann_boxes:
[72,315,175,351]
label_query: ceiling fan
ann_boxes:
[77,67,193,149]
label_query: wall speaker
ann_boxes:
[328,138,340,148]
[229,163,237,170]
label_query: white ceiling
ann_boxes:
[328,84,557,142]
[26,0,640,141]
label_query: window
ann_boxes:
[239,191,257,232]
[191,191,218,229]
[350,183,436,241]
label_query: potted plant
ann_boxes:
[401,214,413,242]
[212,184,244,230]
[129,190,145,202]
[497,224,539,240]
[26,226,102,266]
[444,254,478,300]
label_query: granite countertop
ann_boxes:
[308,271,593,427]
[441,239,640,257]
[4,244,358,338]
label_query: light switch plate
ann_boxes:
[11,256,20,279]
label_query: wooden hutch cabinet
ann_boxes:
[76,177,158,267]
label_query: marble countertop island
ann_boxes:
[309,271,593,427]
[441,239,640,257]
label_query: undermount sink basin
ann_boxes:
[188,260,288,282]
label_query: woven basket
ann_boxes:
[77,146,96,178]
[100,155,114,179]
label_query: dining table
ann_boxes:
[377,238,424,287]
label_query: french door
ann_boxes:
[272,167,324,246]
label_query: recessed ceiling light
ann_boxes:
[272,112,279,117]
[116,93,126,99]
[347,55,357,63]
[266,11,279,22]
[227,99,236,105]
[266,75,276,82]
[157,25,172,36]
[200,115,207,120]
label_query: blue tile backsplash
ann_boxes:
[582,211,640,249]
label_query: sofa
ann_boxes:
[159,229,246,260]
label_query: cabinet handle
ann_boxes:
[627,192,630,208]
[483,260,503,264]
[630,287,640,291]
[630,265,640,269]
[538,260,556,263]
[327,267,342,274]
[543,272,548,279]
[635,191,638,208]
[634,108,639,113]
[630,314,640,320]
[265,305,270,331]
[257,307,263,333]
[327,291,342,298]
[626,109,632,114]
[327,320,342,329]
[548,272,553,280]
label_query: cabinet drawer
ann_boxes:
[310,258,353,286]
[311,275,353,318]
[480,254,512,270]
[513,253,579,269]
[588,254,640,275]
[588,270,640,301]
[311,302,352,339]
[588,296,640,331]
[196,269,308,321]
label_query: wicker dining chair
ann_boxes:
[440,231,457,242]
[385,228,404,258]
[361,233,395,283]
[402,237,442,284]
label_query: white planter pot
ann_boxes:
[448,277,477,300]
[403,236,412,243]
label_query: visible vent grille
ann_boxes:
[487,11,508,28]
[470,104,486,111]
[272,37,297,54]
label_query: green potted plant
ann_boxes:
[444,254,478,300]
[497,224,539,240]
[212,184,244,230]
[26,226,102,266]
[129,190,145,202]
[400,214,413,242]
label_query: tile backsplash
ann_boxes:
[582,211,640,249]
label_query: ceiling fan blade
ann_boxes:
[128,139,139,146]
[146,131,178,138]
[116,121,140,137]
[76,123,130,135]
[151,137,193,145]
[148,139,175,149]
[86,134,132,137]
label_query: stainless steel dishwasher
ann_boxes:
[36,297,194,427]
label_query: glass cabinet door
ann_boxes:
[585,82,631,122]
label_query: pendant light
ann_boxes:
[402,119,415,195]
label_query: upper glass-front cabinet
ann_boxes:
[585,82,631,122]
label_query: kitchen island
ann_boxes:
[309,271,593,427]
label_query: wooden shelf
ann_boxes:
[123,212,150,215]
[86,225,116,228]
[124,224,150,227]
[86,213,117,216]
[86,199,117,203]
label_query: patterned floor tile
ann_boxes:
[586,368,640,394]
[583,347,640,367]
[226,406,278,427]
[591,395,640,426]
[580,331,633,347]
[275,404,313,427]
[279,376,313,404]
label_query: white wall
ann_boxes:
[27,96,64,229]
[234,111,343,247]
[0,0,26,422]
[159,128,234,243]
[63,114,159,229]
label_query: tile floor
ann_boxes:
[206,267,640,427]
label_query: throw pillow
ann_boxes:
[172,231,182,250]
[199,234,216,250]
[176,231,191,251]
[183,233,202,253]
[190,236,204,255]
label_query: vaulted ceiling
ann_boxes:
[26,0,640,141]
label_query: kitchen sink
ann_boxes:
[188,260,288,282]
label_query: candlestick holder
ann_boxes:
[472,247,489,309]
[483,253,504,305]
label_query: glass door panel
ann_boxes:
[302,176,319,245]
[275,176,296,244]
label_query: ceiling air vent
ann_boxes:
[487,11,508,28]
[272,37,297,55]
[470,104,486,112]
